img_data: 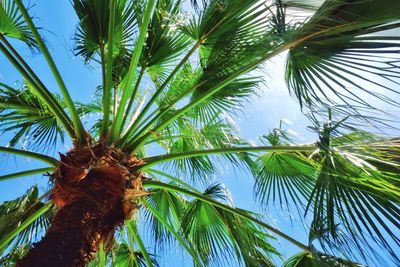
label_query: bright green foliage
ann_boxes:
[0,82,65,149]
[0,187,53,255]
[0,0,400,266]
[283,251,364,267]
[0,243,30,266]
[0,0,36,48]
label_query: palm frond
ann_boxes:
[305,120,400,265]
[0,187,54,254]
[0,243,30,266]
[123,0,277,150]
[285,0,400,123]
[142,0,191,86]
[181,183,279,266]
[157,62,201,108]
[191,77,261,123]
[109,0,156,143]
[126,221,154,267]
[254,151,316,211]
[281,0,324,11]
[142,186,187,251]
[283,251,364,267]
[252,125,317,212]
[14,0,87,143]
[73,0,137,62]
[0,82,65,150]
[0,0,37,48]
[146,114,256,182]
[112,242,159,267]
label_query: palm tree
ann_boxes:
[0,0,399,266]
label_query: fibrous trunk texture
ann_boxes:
[17,144,145,267]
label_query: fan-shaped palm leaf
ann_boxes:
[0,82,65,150]
[0,187,54,254]
[181,183,279,266]
[285,0,400,121]
[73,0,137,62]
[141,0,191,86]
[142,184,187,249]
[0,0,36,48]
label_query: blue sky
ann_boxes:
[0,0,352,266]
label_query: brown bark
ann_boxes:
[17,144,145,267]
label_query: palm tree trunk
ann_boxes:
[17,144,143,267]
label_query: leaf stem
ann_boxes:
[141,199,205,266]
[0,167,54,182]
[0,36,75,137]
[120,67,146,133]
[14,0,86,144]
[109,0,157,143]
[126,221,153,267]
[101,0,116,138]
[0,146,58,166]
[120,41,203,144]
[137,145,316,170]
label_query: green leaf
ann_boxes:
[0,0,37,48]
[142,186,187,249]
[305,125,400,265]
[0,243,30,266]
[285,0,400,121]
[112,242,159,267]
[73,0,137,62]
[254,152,316,210]
[143,180,311,252]
[181,184,278,266]
[126,221,153,267]
[283,251,364,267]
[14,0,86,144]
[0,187,54,253]
[0,82,65,150]
[142,0,191,86]
[110,0,157,142]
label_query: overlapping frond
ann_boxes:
[186,0,271,123]
[248,113,400,265]
[121,0,276,150]
[152,114,250,182]
[0,243,30,266]
[141,0,191,86]
[181,183,278,266]
[142,185,187,249]
[306,125,400,265]
[157,62,201,108]
[252,126,317,211]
